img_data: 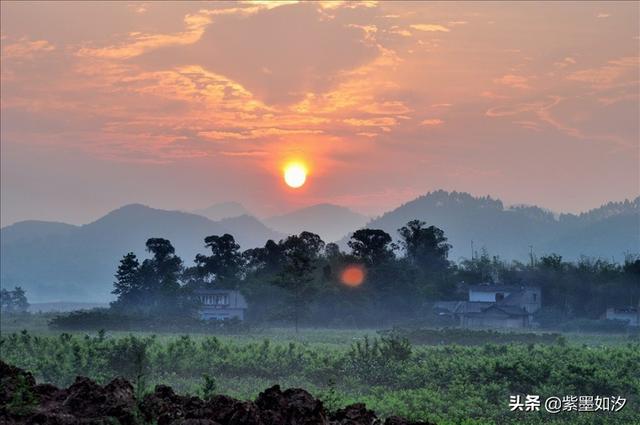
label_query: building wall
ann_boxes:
[520,288,542,313]
[200,307,244,321]
[469,290,512,302]
[605,309,639,326]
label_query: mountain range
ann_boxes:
[1,191,638,302]
[265,204,369,243]
[346,190,639,262]
[0,204,283,302]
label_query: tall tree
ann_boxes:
[348,229,396,266]
[274,232,325,332]
[398,220,451,271]
[0,287,29,313]
[139,238,184,314]
[111,252,141,310]
[194,234,244,287]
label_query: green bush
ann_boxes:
[1,331,638,424]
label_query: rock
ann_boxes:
[256,385,329,424]
[330,403,378,425]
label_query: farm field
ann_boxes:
[1,317,638,424]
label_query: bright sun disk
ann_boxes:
[283,163,307,188]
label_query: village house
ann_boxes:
[603,307,639,327]
[193,288,248,321]
[434,284,541,329]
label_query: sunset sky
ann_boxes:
[1,1,639,226]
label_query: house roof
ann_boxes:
[468,284,539,292]
[500,291,528,306]
[482,304,529,316]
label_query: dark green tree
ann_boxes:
[138,238,184,314]
[398,220,450,271]
[348,229,395,265]
[194,234,244,287]
[0,287,29,313]
[111,252,141,310]
[274,232,325,332]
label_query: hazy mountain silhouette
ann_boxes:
[2,194,638,302]
[265,203,369,243]
[192,201,251,221]
[0,221,77,245]
[339,191,639,262]
[0,204,283,302]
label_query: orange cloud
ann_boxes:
[410,24,450,32]
[2,38,55,59]
[493,74,531,89]
[77,13,210,59]
[567,56,639,88]
[421,118,444,126]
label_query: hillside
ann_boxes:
[0,204,283,302]
[266,203,369,243]
[342,191,639,262]
[192,201,251,221]
[1,193,638,302]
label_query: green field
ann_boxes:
[1,315,639,424]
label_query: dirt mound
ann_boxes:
[0,360,432,425]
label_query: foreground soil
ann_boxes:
[0,360,431,425]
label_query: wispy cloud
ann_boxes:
[493,74,531,89]
[410,24,450,32]
[77,13,210,59]
[420,118,444,126]
[2,38,55,59]
[567,56,639,88]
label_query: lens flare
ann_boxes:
[340,264,365,287]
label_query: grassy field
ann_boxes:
[1,313,639,424]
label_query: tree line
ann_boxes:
[107,219,640,328]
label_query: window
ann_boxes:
[495,293,504,301]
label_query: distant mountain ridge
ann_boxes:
[0,204,283,302]
[192,201,251,221]
[344,190,639,262]
[1,193,638,302]
[265,203,369,243]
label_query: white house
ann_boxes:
[434,284,542,329]
[468,284,541,314]
[604,307,639,327]
[193,288,248,321]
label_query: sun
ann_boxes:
[283,162,307,188]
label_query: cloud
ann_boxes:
[554,57,576,69]
[2,38,55,59]
[77,12,211,59]
[343,117,397,128]
[493,74,531,89]
[359,101,411,115]
[219,150,268,157]
[420,118,444,126]
[410,24,450,32]
[567,56,639,88]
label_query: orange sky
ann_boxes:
[1,1,639,226]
